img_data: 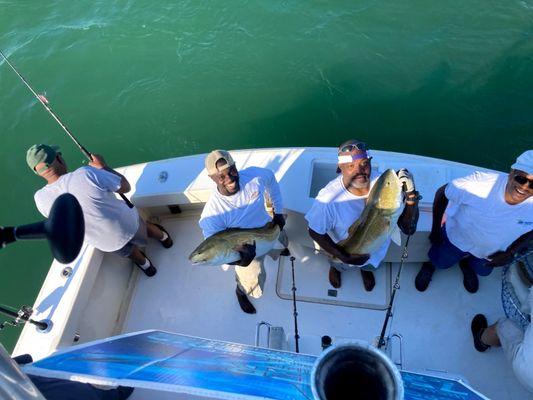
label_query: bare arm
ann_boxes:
[308,228,369,265]
[429,184,449,243]
[487,230,533,267]
[397,195,419,235]
[89,154,131,193]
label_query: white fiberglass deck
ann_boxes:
[13,148,532,400]
[119,213,530,400]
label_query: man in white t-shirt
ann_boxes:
[199,150,285,314]
[415,150,533,293]
[305,140,420,292]
[27,144,173,276]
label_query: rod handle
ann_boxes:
[120,193,134,208]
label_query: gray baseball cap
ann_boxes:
[205,150,235,175]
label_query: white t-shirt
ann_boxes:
[199,167,284,238]
[445,172,533,260]
[305,172,390,268]
[34,166,139,252]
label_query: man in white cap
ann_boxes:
[199,150,285,314]
[415,150,533,293]
[306,139,420,291]
[27,144,173,277]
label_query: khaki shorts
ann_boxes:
[235,255,266,299]
[113,216,148,258]
[496,318,533,392]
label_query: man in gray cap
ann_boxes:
[415,150,533,293]
[27,144,173,276]
[306,139,420,292]
[199,150,285,314]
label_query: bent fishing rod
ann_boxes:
[0,50,134,209]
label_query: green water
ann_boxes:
[0,1,532,352]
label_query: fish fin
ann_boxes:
[346,217,363,238]
[391,227,402,246]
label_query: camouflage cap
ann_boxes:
[26,144,60,174]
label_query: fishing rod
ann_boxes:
[289,255,300,353]
[0,50,134,208]
[377,235,411,350]
[0,304,48,331]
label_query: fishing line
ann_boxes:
[377,235,411,350]
[0,49,134,208]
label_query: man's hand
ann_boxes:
[486,250,514,267]
[230,242,256,267]
[89,154,108,169]
[272,214,286,230]
[397,168,415,194]
[338,251,370,266]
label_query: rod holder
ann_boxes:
[311,341,403,400]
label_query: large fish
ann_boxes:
[336,169,403,258]
[189,222,286,266]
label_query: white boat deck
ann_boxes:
[116,213,529,400]
[13,148,532,399]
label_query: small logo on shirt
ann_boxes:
[517,220,533,226]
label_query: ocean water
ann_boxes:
[0,1,532,352]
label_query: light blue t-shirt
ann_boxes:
[34,166,139,252]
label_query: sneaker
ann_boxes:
[415,262,435,292]
[471,314,490,352]
[361,270,375,292]
[328,266,341,288]
[153,224,173,248]
[459,259,479,293]
[236,287,256,314]
[135,251,157,277]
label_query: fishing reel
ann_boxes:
[0,305,48,331]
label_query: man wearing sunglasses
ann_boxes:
[415,150,533,293]
[306,140,419,292]
[199,150,285,314]
[27,144,173,277]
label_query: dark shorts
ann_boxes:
[428,225,492,277]
[113,216,148,258]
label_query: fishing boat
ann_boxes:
[7,147,532,399]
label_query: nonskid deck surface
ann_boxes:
[121,215,531,400]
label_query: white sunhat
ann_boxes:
[511,150,533,175]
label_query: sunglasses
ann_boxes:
[513,174,533,190]
[339,142,367,153]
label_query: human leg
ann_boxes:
[496,318,533,392]
[234,257,266,313]
[146,222,173,248]
[360,264,376,292]
[416,225,468,292]
[130,247,157,277]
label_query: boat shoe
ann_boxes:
[154,223,173,248]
